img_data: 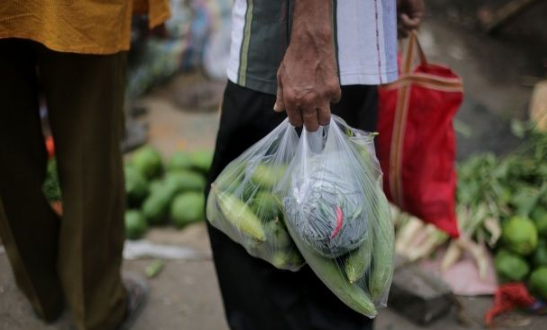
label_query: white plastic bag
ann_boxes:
[278,115,394,318]
[207,119,305,271]
[207,115,394,317]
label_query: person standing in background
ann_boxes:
[206,0,424,330]
[0,1,170,330]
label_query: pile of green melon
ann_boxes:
[495,215,547,300]
[124,145,213,240]
[455,125,547,300]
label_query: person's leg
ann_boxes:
[0,38,65,322]
[206,81,377,330]
[206,82,299,330]
[36,45,128,330]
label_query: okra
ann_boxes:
[206,186,221,221]
[345,236,372,284]
[271,248,305,270]
[286,219,377,317]
[217,191,266,242]
[266,218,292,249]
[368,192,395,302]
[216,161,246,190]
[251,164,286,189]
[251,191,284,222]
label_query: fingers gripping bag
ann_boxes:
[206,118,305,271]
[278,115,395,318]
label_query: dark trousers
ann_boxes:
[206,81,378,330]
[0,39,127,330]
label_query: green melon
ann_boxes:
[171,192,205,228]
[125,210,148,240]
[131,146,163,180]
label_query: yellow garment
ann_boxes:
[0,0,171,54]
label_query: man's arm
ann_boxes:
[273,0,341,132]
[273,0,426,131]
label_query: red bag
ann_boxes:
[377,32,463,237]
[484,283,536,327]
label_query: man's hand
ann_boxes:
[273,0,341,132]
[397,0,425,38]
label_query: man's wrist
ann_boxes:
[292,0,333,44]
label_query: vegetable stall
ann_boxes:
[393,122,547,324]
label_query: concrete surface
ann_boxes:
[0,223,228,330]
[2,223,545,330]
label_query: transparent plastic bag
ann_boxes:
[278,115,394,318]
[206,119,306,271]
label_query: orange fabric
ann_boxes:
[0,0,171,55]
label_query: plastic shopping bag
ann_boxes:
[206,119,305,271]
[279,115,394,318]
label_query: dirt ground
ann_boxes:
[1,16,546,330]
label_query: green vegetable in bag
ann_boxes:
[251,192,284,222]
[251,164,286,189]
[345,236,372,284]
[270,249,305,269]
[265,219,292,249]
[217,191,266,242]
[283,156,369,258]
[368,194,395,302]
[286,220,377,317]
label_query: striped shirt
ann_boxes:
[227,0,398,95]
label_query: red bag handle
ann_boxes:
[401,31,427,75]
[389,31,427,208]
